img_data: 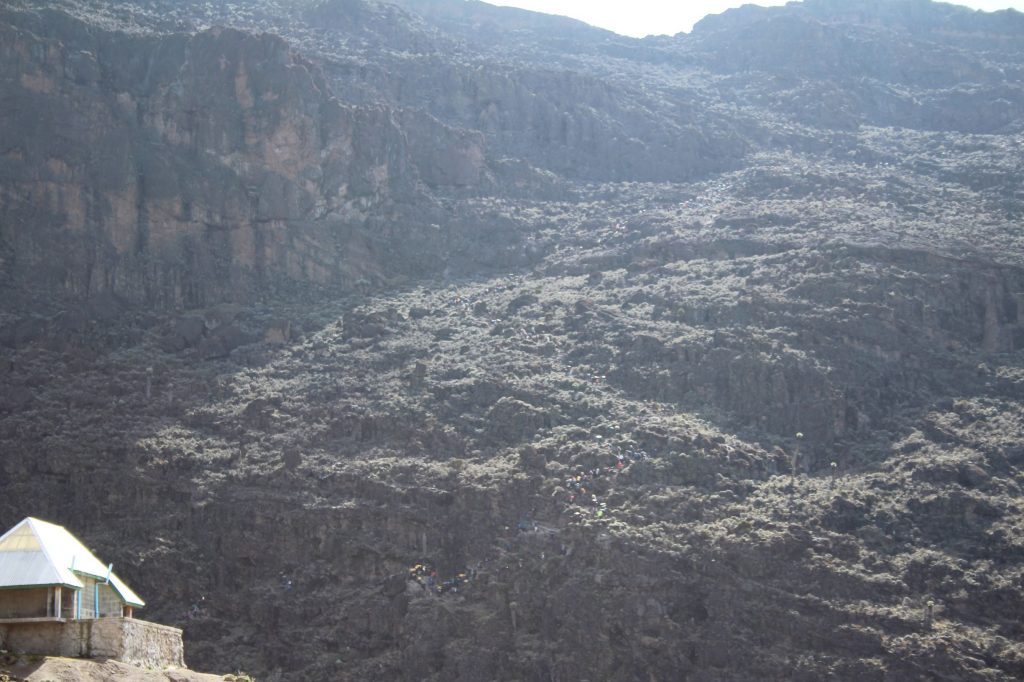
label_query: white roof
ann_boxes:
[0,518,144,607]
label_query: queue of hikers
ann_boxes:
[408,563,478,596]
[560,446,649,518]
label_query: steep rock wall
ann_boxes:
[0,7,490,308]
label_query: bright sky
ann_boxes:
[483,0,1024,38]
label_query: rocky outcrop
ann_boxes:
[0,6,500,309]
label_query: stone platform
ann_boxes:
[0,618,184,669]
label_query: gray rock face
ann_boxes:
[687,0,1024,132]
[2,14,359,303]
[0,5,495,308]
[5,0,1021,310]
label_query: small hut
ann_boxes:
[0,517,144,622]
[0,517,186,668]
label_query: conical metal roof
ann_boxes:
[0,518,145,607]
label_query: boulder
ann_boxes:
[199,323,252,359]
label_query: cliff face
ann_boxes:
[1,1,1024,681]
[0,6,493,307]
[5,0,1020,310]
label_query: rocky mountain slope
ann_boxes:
[0,0,1022,680]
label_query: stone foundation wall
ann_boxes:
[0,618,184,669]
[89,617,185,669]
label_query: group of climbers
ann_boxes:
[563,467,607,505]
[560,446,650,518]
[408,563,476,596]
[614,446,649,467]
